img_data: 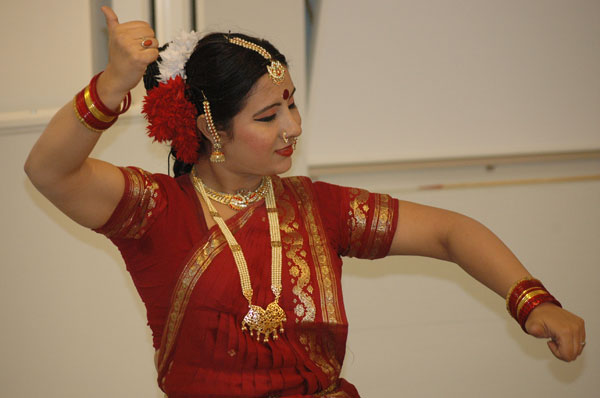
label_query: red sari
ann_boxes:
[96,167,398,398]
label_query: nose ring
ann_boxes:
[282,131,289,144]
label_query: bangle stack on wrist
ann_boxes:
[505,277,562,331]
[73,72,132,133]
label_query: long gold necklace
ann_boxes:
[199,176,269,210]
[190,168,286,342]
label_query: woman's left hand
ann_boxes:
[525,303,586,361]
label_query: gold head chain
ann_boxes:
[228,36,286,85]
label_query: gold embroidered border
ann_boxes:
[346,188,369,257]
[156,207,256,385]
[101,167,140,237]
[272,177,316,323]
[133,169,160,238]
[99,167,161,239]
[366,193,394,259]
[299,331,344,387]
[286,177,342,325]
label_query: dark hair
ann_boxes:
[143,33,288,177]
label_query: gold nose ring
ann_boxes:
[282,131,289,144]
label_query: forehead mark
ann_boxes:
[282,89,290,100]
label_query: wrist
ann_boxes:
[505,277,562,331]
[72,72,131,133]
[96,67,132,111]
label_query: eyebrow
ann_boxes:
[252,87,297,117]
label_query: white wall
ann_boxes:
[305,0,600,166]
[318,158,599,397]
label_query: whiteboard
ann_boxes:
[305,0,600,166]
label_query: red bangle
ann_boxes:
[506,278,540,315]
[505,276,562,332]
[73,88,115,132]
[72,72,132,133]
[517,293,562,331]
[89,72,132,116]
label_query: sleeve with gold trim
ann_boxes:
[313,181,398,259]
[94,167,166,239]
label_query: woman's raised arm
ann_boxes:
[388,200,585,362]
[24,7,158,229]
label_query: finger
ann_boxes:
[139,37,158,50]
[580,320,586,353]
[573,334,582,357]
[101,6,119,30]
[577,341,585,356]
[574,318,585,356]
[547,340,562,360]
[139,48,160,65]
[578,332,586,356]
[550,333,579,362]
[119,26,156,42]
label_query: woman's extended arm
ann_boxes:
[24,7,157,229]
[388,200,585,361]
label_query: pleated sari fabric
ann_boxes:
[95,167,398,398]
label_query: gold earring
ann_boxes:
[282,131,289,144]
[202,95,225,163]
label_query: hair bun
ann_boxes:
[143,43,170,91]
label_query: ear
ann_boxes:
[196,114,212,142]
[196,115,228,144]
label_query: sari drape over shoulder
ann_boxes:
[95,167,398,398]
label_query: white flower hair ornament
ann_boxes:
[157,30,203,82]
[142,30,203,164]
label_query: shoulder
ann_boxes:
[95,167,195,239]
[276,175,358,201]
[120,166,192,197]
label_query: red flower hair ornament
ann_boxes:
[142,31,203,164]
[142,75,199,163]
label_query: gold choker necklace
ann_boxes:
[190,168,286,342]
[199,175,269,210]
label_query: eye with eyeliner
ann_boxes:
[255,98,296,122]
[256,114,276,122]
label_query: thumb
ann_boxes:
[101,6,119,30]
[547,339,561,358]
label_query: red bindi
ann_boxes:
[282,89,289,100]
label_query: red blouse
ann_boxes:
[95,167,398,398]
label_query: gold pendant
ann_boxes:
[267,60,285,85]
[241,300,286,342]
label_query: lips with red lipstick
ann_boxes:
[275,145,294,157]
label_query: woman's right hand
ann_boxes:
[98,6,159,108]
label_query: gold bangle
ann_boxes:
[72,96,105,133]
[516,289,547,319]
[505,276,532,311]
[83,86,117,123]
[513,286,542,312]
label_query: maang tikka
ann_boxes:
[227,36,285,85]
[202,92,225,163]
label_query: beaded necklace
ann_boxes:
[190,168,286,342]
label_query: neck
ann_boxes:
[193,158,265,194]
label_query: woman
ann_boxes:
[24,6,585,398]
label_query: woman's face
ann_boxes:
[219,69,301,177]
